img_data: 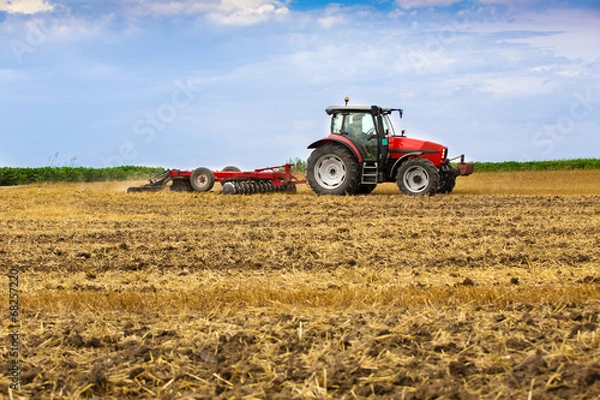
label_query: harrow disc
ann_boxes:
[257,181,267,193]
[221,179,298,195]
[248,181,258,194]
[222,182,236,194]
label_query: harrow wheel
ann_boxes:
[221,166,241,172]
[190,167,215,192]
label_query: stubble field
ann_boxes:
[1,170,599,399]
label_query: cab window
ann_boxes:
[331,113,375,136]
[331,113,346,135]
[382,114,396,136]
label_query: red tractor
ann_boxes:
[306,98,474,196]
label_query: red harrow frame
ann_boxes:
[127,163,305,194]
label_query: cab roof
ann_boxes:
[325,105,403,117]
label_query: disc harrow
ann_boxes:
[127,163,304,195]
[222,180,297,195]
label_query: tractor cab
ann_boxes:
[325,105,405,162]
[328,106,379,162]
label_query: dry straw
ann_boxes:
[1,171,599,398]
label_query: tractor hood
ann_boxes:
[388,136,445,154]
[387,136,447,166]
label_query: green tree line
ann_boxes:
[289,158,600,173]
[472,158,600,172]
[0,166,164,186]
[1,158,598,186]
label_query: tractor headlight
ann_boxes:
[441,147,447,161]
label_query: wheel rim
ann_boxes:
[193,173,208,190]
[403,165,430,193]
[314,155,346,189]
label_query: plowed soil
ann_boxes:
[1,170,599,399]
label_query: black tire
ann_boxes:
[396,158,439,196]
[221,166,241,172]
[354,184,377,195]
[170,179,191,192]
[437,163,457,194]
[306,143,360,195]
[437,176,456,194]
[190,167,215,192]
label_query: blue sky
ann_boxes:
[1,0,599,169]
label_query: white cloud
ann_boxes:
[314,4,349,28]
[396,0,461,9]
[478,75,559,96]
[318,15,345,29]
[207,0,289,25]
[122,0,289,25]
[506,30,600,64]
[471,10,600,63]
[0,0,53,14]
[132,0,214,16]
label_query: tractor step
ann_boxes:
[361,162,378,184]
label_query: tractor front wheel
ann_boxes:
[306,144,360,195]
[437,176,456,194]
[190,167,215,192]
[396,158,439,196]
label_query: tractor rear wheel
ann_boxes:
[396,158,439,196]
[190,167,215,192]
[306,143,360,195]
